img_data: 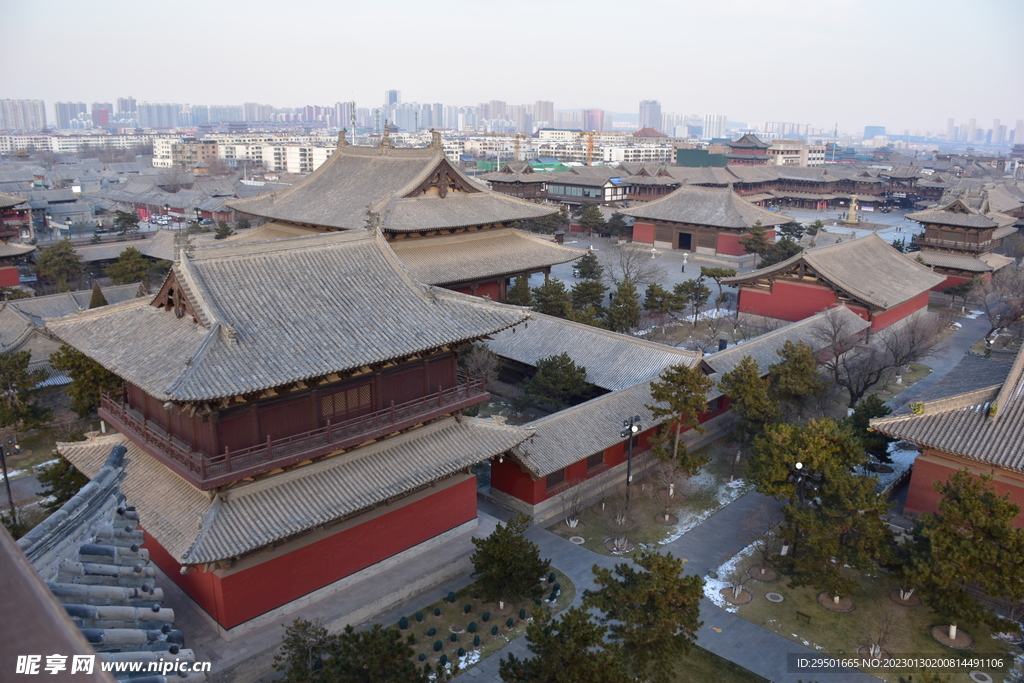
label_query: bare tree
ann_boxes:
[600,243,666,288]
[813,308,941,409]
[740,499,784,573]
[864,602,906,657]
[460,343,501,384]
[725,561,752,600]
[559,478,588,529]
[969,265,1024,338]
[731,312,787,342]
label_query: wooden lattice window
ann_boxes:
[586,452,604,470]
[320,383,372,421]
[545,469,565,490]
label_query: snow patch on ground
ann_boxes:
[855,442,918,492]
[0,468,26,481]
[703,539,759,613]
[659,475,750,545]
[459,649,481,668]
[962,310,985,319]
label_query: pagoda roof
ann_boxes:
[0,241,35,258]
[389,229,581,287]
[871,346,1024,474]
[633,127,667,138]
[45,230,529,402]
[59,417,533,565]
[722,233,944,310]
[0,191,27,209]
[913,250,1014,273]
[662,166,738,185]
[226,134,555,232]
[486,311,704,392]
[621,184,793,228]
[726,134,770,150]
[907,198,999,229]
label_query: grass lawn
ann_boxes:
[395,569,575,674]
[671,646,768,683]
[547,439,751,557]
[867,362,933,401]
[4,420,95,475]
[715,548,1016,682]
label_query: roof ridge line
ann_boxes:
[990,345,1024,418]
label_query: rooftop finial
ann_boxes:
[380,121,392,154]
[337,128,348,147]
[430,129,442,150]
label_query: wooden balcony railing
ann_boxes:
[99,375,488,490]
[913,236,993,253]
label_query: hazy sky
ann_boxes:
[3,0,1022,134]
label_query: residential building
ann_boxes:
[534,100,554,129]
[54,102,87,129]
[582,109,604,132]
[703,113,727,140]
[639,100,662,132]
[0,99,46,130]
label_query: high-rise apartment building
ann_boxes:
[582,109,604,132]
[91,103,112,127]
[0,99,46,130]
[639,100,662,132]
[991,119,1002,146]
[534,101,554,129]
[54,102,87,129]
[946,118,955,141]
[137,103,182,129]
[1014,120,1024,146]
[384,90,400,107]
[703,113,727,139]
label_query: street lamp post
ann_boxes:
[64,217,72,239]
[46,214,54,241]
[0,445,16,527]
[620,415,642,508]
[787,461,822,505]
[194,208,202,227]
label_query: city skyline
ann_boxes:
[2,0,1022,134]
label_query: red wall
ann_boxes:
[931,272,992,292]
[869,291,930,330]
[475,280,501,301]
[738,280,838,321]
[493,398,732,507]
[717,229,776,256]
[0,266,18,288]
[906,453,1024,528]
[143,476,478,628]
[632,222,655,244]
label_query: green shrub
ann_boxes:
[491,625,498,636]
[426,627,436,637]
[447,591,456,603]
[398,616,408,629]
[433,607,441,617]
[457,647,465,657]
[518,608,526,620]
[467,622,477,633]
[506,617,514,628]
[415,611,424,622]
[439,654,447,666]
[449,633,457,642]
[548,572,556,583]
[433,640,443,652]
[463,603,472,614]
[418,653,426,662]
[473,635,480,647]
[481,611,490,622]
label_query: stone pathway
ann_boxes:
[455,493,880,682]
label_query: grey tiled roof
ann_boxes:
[46,230,530,401]
[13,283,142,326]
[60,417,532,564]
[0,191,27,208]
[621,185,793,228]
[485,312,701,391]
[0,241,35,257]
[872,347,1024,474]
[914,250,1014,273]
[907,199,998,228]
[72,230,186,263]
[662,167,738,185]
[723,234,945,310]
[515,382,658,477]
[227,142,554,231]
[704,307,870,378]
[390,229,581,286]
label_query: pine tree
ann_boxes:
[567,305,607,329]
[767,340,827,420]
[646,363,714,471]
[37,456,89,513]
[583,551,703,683]
[577,202,606,232]
[606,212,629,238]
[0,351,52,433]
[846,394,894,463]
[606,279,640,333]
[642,283,679,315]
[760,236,803,268]
[717,355,780,448]
[572,250,604,280]
[272,618,336,683]
[570,279,607,311]
[532,278,572,319]
[88,282,107,309]
[112,210,139,236]
[908,470,1024,632]
[777,221,805,241]
[739,221,770,258]
[523,353,588,409]
[214,220,235,240]
[750,419,892,598]
[50,344,124,417]
[105,247,152,285]
[323,624,428,683]
[499,607,627,683]
[35,239,83,292]
[673,276,711,327]
[471,514,551,605]
[699,266,737,306]
[504,276,534,307]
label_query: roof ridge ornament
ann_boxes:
[380,121,392,155]
[430,129,442,150]
[337,128,348,147]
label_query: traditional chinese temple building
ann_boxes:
[477,161,549,200]
[227,131,580,301]
[722,234,944,329]
[622,184,791,256]
[0,192,35,287]
[907,195,1017,289]
[48,230,534,629]
[871,347,1024,528]
[724,134,771,166]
